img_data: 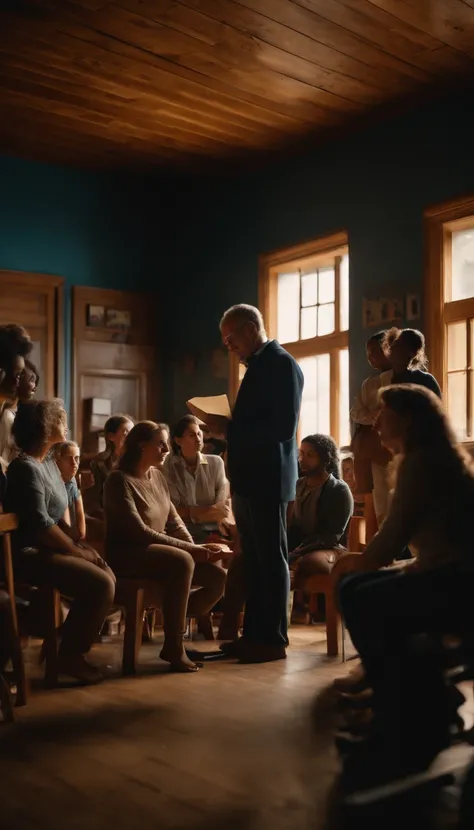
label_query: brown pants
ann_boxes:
[292,549,341,578]
[113,545,226,650]
[14,551,116,656]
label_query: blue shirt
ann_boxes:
[5,454,68,551]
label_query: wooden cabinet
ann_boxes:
[72,286,158,448]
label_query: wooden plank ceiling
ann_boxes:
[1,0,474,169]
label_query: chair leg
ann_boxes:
[142,608,156,643]
[197,613,215,640]
[325,587,342,657]
[309,592,319,619]
[10,634,27,706]
[0,672,14,722]
[122,589,146,676]
[4,532,28,705]
[44,589,61,689]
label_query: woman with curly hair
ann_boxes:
[4,399,116,684]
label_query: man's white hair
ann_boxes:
[220,304,266,334]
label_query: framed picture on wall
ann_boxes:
[87,305,105,327]
[105,308,131,331]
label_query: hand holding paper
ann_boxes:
[186,395,231,433]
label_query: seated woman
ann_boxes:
[162,415,230,543]
[4,400,115,684]
[54,440,85,541]
[82,413,134,518]
[388,327,441,397]
[333,385,474,789]
[103,421,227,673]
[289,434,354,578]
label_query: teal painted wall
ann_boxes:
[4,89,474,431]
[161,91,474,424]
[0,155,160,413]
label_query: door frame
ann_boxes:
[0,270,65,399]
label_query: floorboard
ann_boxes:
[0,625,472,830]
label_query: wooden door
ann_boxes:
[0,271,64,397]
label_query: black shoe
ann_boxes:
[219,639,243,658]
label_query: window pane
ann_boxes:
[318,267,335,304]
[447,321,467,371]
[339,348,350,448]
[277,272,300,343]
[298,353,330,437]
[447,371,467,440]
[301,272,318,307]
[340,254,349,332]
[317,303,335,336]
[300,306,317,340]
[451,229,474,301]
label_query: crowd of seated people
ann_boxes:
[3,313,473,800]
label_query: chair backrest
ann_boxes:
[0,513,19,635]
[347,515,366,552]
[0,514,18,534]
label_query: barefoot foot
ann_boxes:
[160,647,201,673]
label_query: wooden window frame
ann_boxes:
[236,230,349,445]
[425,195,474,441]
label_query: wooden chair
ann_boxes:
[292,517,366,657]
[41,588,62,688]
[115,580,208,675]
[1,513,27,707]
[1,513,62,692]
[114,578,157,675]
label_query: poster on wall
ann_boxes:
[362,297,404,329]
[406,293,420,321]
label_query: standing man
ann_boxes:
[218,304,303,663]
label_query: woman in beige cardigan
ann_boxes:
[104,421,226,673]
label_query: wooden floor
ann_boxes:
[1,626,473,830]
[0,625,350,830]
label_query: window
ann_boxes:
[258,231,350,446]
[425,197,474,441]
